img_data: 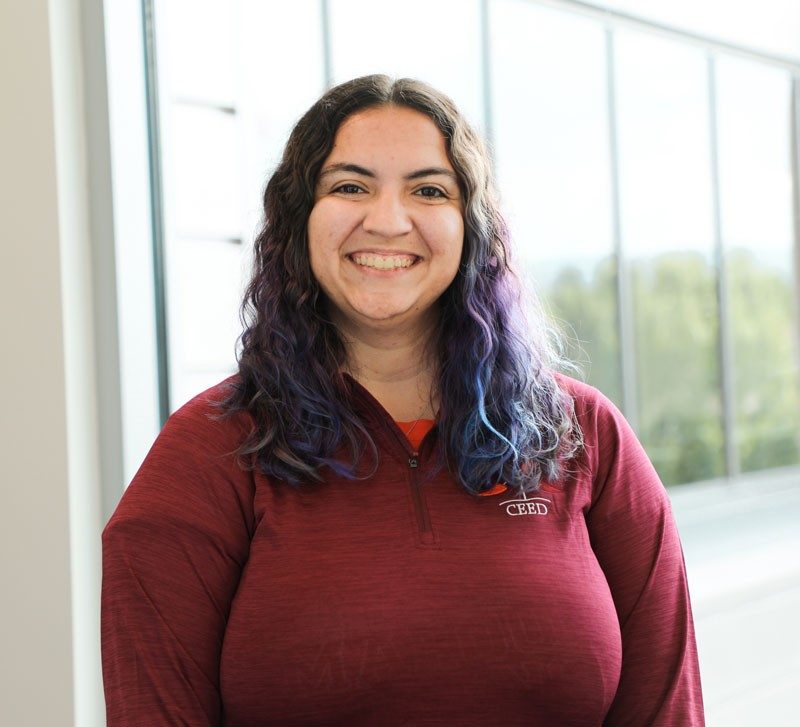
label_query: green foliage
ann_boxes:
[630,251,725,485]
[539,249,800,485]
[727,249,800,472]
[546,257,622,406]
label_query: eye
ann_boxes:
[332,183,364,195]
[416,186,446,199]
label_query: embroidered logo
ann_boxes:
[498,490,551,517]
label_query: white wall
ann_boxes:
[0,0,105,724]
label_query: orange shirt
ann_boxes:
[395,417,436,452]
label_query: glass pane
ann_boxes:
[491,0,620,404]
[167,237,244,411]
[589,0,800,64]
[716,57,800,472]
[238,0,325,235]
[158,0,328,411]
[328,0,485,131]
[161,0,237,107]
[615,29,724,485]
[167,104,242,240]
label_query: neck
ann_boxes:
[336,316,440,421]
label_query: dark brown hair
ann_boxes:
[210,74,580,495]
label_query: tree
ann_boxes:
[538,248,800,485]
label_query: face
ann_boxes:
[307,105,464,335]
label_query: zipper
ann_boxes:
[378,418,437,541]
[408,451,434,540]
[341,374,438,542]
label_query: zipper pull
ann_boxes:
[409,452,419,468]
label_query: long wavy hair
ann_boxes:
[209,74,581,496]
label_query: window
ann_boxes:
[715,57,800,472]
[491,1,621,406]
[329,0,485,131]
[154,0,325,406]
[614,30,725,484]
[150,0,800,487]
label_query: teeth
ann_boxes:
[351,253,417,270]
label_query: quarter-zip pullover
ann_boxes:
[101,373,704,725]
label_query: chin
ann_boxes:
[357,309,412,323]
[351,302,419,323]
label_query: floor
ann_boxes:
[670,471,800,726]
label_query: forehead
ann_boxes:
[327,106,452,166]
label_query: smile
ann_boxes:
[347,253,421,273]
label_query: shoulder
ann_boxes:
[172,373,242,416]
[552,371,624,431]
[105,373,257,544]
[164,374,252,444]
[120,374,254,501]
[126,374,257,487]
[552,372,652,487]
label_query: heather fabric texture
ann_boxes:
[101,374,704,726]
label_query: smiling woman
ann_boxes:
[307,105,464,402]
[101,74,704,725]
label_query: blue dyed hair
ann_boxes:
[210,74,581,496]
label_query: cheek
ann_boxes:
[427,212,465,262]
[308,200,355,251]
[306,211,329,283]
[307,210,332,278]
[307,206,325,253]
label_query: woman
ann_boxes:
[102,74,704,725]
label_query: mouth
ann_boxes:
[346,253,422,274]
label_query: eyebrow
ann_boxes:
[318,162,458,183]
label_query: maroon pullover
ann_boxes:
[101,373,704,725]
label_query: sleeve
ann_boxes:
[580,387,705,726]
[101,394,256,726]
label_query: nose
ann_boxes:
[361,189,413,238]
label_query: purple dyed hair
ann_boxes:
[209,74,581,496]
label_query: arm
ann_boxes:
[101,390,255,725]
[580,388,704,726]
